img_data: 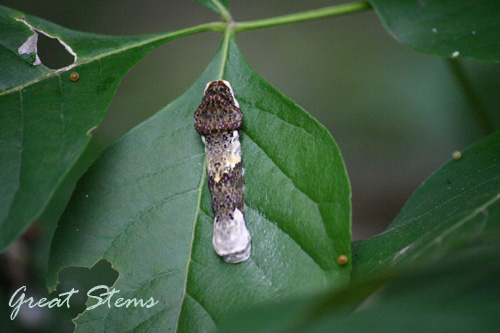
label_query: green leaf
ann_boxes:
[218,233,500,332]
[0,5,213,250]
[47,35,351,331]
[352,130,500,279]
[370,0,500,62]
[192,0,229,16]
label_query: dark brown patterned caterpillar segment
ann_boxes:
[194,80,251,264]
[207,134,245,214]
[194,80,242,134]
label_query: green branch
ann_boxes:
[211,0,232,23]
[217,27,234,79]
[234,1,371,33]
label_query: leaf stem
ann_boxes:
[447,59,497,135]
[211,0,233,23]
[201,21,226,34]
[217,27,233,80]
[234,1,371,33]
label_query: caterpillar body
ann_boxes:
[194,80,251,264]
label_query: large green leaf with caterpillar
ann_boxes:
[47,34,351,331]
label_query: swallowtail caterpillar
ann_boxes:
[194,80,251,264]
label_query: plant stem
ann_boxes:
[217,27,234,79]
[234,1,371,33]
[204,21,226,33]
[447,59,496,135]
[211,0,233,23]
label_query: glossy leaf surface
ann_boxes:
[0,5,209,250]
[48,36,351,331]
[370,0,500,62]
[352,131,500,279]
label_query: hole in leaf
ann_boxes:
[36,33,74,69]
[54,259,119,327]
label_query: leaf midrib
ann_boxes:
[388,171,500,232]
[0,23,217,97]
[358,190,500,276]
[404,191,500,262]
[174,158,207,332]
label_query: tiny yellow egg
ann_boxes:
[337,255,348,266]
[70,72,80,82]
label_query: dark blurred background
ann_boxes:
[1,0,499,331]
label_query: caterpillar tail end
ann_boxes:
[212,208,251,264]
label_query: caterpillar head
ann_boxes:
[194,80,242,135]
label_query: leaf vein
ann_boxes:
[124,307,169,332]
[199,208,213,220]
[96,152,203,195]
[248,257,278,291]
[238,95,316,141]
[102,188,198,258]
[405,192,500,262]
[386,169,500,233]
[185,292,217,327]
[243,131,322,205]
[246,205,324,271]
[125,267,187,297]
